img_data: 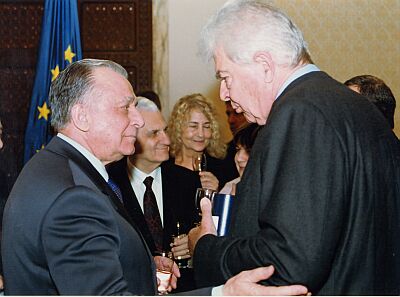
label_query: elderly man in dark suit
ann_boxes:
[1,59,157,295]
[189,0,400,295]
[107,97,177,255]
[2,58,308,296]
[107,97,198,292]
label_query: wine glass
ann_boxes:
[171,221,190,269]
[155,251,174,295]
[195,188,216,212]
[192,153,207,172]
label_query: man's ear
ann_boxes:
[70,103,89,132]
[254,51,274,83]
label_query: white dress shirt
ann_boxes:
[127,158,164,225]
[57,133,109,181]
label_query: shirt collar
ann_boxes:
[57,133,109,181]
[276,64,320,99]
[127,157,161,182]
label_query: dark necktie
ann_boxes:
[107,178,123,204]
[143,176,163,252]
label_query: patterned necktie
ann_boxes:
[107,178,124,204]
[143,176,163,252]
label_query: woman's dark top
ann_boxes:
[162,159,201,292]
[162,159,201,233]
[162,153,238,292]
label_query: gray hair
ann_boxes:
[136,96,160,112]
[49,58,128,131]
[199,0,311,66]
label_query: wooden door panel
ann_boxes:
[0,0,152,192]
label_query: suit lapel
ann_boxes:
[108,158,158,252]
[46,137,135,226]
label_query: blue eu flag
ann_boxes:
[23,0,82,163]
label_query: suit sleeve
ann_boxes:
[41,186,131,295]
[194,100,347,293]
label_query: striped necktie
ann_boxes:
[107,178,123,204]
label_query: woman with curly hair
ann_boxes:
[164,94,232,292]
[167,93,229,191]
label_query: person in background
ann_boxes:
[188,0,400,295]
[167,93,231,191]
[225,101,248,135]
[163,93,225,289]
[220,123,261,195]
[223,101,249,184]
[137,90,162,111]
[107,97,196,292]
[344,74,396,130]
[107,97,172,253]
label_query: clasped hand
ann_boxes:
[170,234,191,260]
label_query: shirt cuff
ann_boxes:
[211,285,224,296]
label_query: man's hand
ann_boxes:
[222,266,310,296]
[188,197,217,255]
[153,255,180,292]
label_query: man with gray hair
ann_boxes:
[2,58,154,295]
[189,0,400,295]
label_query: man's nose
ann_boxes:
[161,131,171,145]
[129,107,144,128]
[220,80,230,101]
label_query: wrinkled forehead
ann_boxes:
[141,110,166,128]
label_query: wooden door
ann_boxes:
[0,0,153,192]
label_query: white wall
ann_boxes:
[167,0,231,140]
[167,0,227,108]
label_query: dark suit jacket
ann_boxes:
[2,137,157,295]
[193,71,400,295]
[107,159,202,293]
[107,158,178,253]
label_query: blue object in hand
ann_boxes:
[212,193,234,236]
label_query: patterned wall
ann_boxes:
[274,0,399,135]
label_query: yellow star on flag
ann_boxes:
[64,45,76,64]
[37,101,51,121]
[36,144,45,153]
[51,65,60,81]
